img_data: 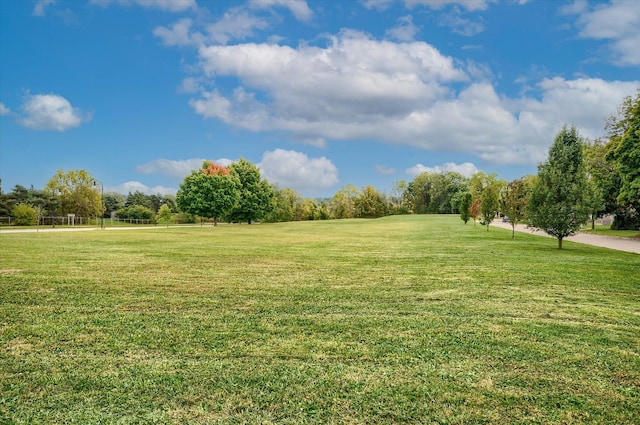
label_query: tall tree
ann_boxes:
[176,161,240,225]
[528,125,590,248]
[584,140,615,228]
[605,90,640,229]
[228,159,274,224]
[45,169,101,218]
[611,94,640,227]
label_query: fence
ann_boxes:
[0,216,153,227]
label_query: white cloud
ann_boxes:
[566,0,640,66]
[19,93,90,131]
[177,28,637,167]
[0,103,10,115]
[375,164,397,175]
[360,0,395,11]
[407,162,479,177]
[258,149,339,193]
[438,10,485,36]
[33,0,57,16]
[249,0,313,22]
[386,15,420,41]
[106,181,177,196]
[406,0,497,12]
[206,7,270,45]
[191,30,467,138]
[90,0,196,12]
[136,158,233,179]
[154,18,199,47]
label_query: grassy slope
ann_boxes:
[1,215,639,424]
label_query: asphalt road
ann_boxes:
[490,219,640,254]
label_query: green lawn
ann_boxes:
[1,215,639,424]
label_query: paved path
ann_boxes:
[490,220,640,254]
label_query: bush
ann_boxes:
[173,211,196,224]
[116,205,155,221]
[12,204,38,226]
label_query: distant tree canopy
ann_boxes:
[176,161,241,225]
[45,169,101,218]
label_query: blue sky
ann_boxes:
[1,0,638,198]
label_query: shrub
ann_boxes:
[116,205,155,221]
[12,203,38,226]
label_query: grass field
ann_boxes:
[1,215,639,424]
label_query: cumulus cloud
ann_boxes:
[181,26,638,166]
[258,149,339,193]
[106,181,177,196]
[19,93,91,131]
[565,0,640,66]
[136,158,233,179]
[90,0,196,12]
[0,103,10,115]
[407,162,479,177]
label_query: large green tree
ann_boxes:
[176,161,240,225]
[612,94,640,225]
[228,159,274,224]
[604,90,640,229]
[528,125,590,248]
[45,169,101,218]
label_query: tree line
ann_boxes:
[1,91,637,242]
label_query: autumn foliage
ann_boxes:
[202,160,230,176]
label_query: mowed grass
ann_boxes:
[1,215,639,424]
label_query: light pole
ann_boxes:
[93,180,104,229]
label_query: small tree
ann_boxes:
[499,178,530,238]
[157,204,172,227]
[469,198,481,225]
[528,125,590,248]
[479,183,500,231]
[12,203,38,226]
[459,192,472,224]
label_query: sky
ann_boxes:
[1,0,639,199]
